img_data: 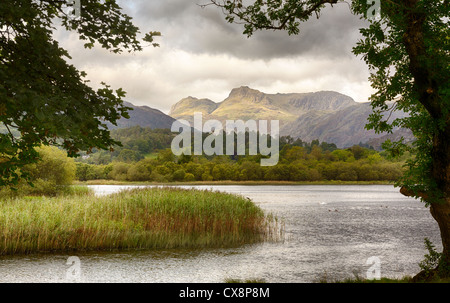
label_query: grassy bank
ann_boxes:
[0,187,282,255]
[320,276,450,283]
[74,179,394,186]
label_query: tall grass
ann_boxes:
[0,187,282,255]
[0,182,94,199]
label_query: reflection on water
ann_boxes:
[0,185,441,282]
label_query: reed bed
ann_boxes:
[0,187,283,255]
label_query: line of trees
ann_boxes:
[76,138,406,183]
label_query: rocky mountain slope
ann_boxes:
[169,86,412,148]
[170,86,356,123]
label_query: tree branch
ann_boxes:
[400,186,429,201]
[204,0,339,33]
[4,123,16,146]
[401,0,443,119]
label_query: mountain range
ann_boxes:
[0,88,412,150]
[168,86,413,149]
[111,87,413,149]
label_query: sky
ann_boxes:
[57,0,375,114]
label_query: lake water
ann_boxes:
[0,185,442,283]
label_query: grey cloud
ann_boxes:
[54,0,373,113]
[121,0,367,60]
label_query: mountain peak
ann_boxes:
[225,86,272,106]
[228,86,262,97]
[229,85,253,94]
[169,96,217,117]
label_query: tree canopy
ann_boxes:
[0,0,160,186]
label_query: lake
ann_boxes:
[0,184,442,283]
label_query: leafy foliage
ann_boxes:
[0,145,77,197]
[419,238,443,276]
[417,238,450,281]
[0,0,159,187]
[351,0,449,204]
[208,0,340,37]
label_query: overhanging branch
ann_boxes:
[203,0,340,33]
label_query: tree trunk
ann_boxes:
[429,200,450,268]
[429,126,450,277]
[401,0,450,278]
[402,127,450,280]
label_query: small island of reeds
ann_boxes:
[0,187,282,255]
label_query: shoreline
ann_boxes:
[73,180,396,186]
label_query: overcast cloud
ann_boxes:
[57,0,374,114]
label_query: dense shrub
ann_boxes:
[1,145,77,197]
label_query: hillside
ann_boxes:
[281,102,413,148]
[107,101,175,130]
[168,86,411,148]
